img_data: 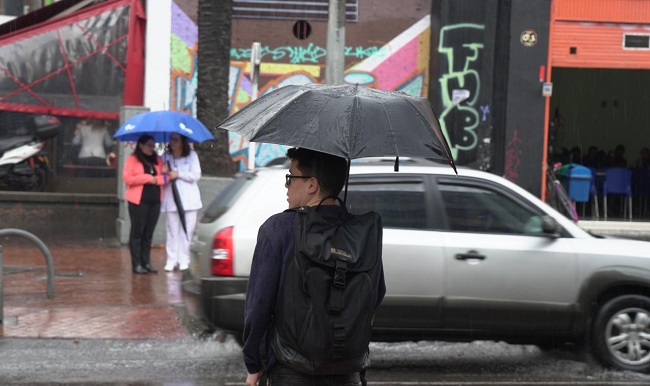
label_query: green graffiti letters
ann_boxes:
[438,23,485,160]
[230,44,378,64]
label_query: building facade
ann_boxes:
[1,0,650,238]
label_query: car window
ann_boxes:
[201,173,253,223]
[438,182,544,235]
[345,181,426,229]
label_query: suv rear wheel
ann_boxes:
[592,295,650,373]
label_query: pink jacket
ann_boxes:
[123,154,165,205]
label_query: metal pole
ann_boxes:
[325,0,346,85]
[248,42,262,170]
[0,229,55,300]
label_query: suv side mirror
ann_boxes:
[541,215,561,237]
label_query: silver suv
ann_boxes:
[189,158,650,373]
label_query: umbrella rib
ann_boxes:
[249,90,312,144]
[251,90,334,153]
[401,97,455,163]
[306,97,335,148]
[379,103,400,157]
[248,92,304,140]
[282,96,335,152]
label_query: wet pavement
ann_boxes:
[0,237,198,339]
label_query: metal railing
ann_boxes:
[0,228,55,324]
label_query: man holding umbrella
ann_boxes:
[243,147,386,386]
[217,83,455,385]
[161,133,202,272]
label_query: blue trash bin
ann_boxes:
[557,163,592,202]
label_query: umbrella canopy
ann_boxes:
[114,111,214,143]
[216,83,456,172]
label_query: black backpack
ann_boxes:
[271,200,383,376]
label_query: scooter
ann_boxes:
[0,115,61,192]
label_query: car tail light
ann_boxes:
[211,227,233,276]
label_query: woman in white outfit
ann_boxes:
[73,119,115,176]
[161,133,202,272]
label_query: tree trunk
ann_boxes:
[196,0,236,177]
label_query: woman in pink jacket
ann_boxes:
[123,134,177,274]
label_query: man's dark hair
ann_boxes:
[287,147,348,198]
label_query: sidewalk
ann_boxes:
[2,223,648,341]
[0,237,199,340]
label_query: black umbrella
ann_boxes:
[216,83,456,173]
[167,161,187,238]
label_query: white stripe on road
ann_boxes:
[226,382,649,385]
[364,383,650,385]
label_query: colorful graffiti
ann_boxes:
[437,23,486,161]
[230,44,379,64]
[228,15,432,170]
[170,5,432,170]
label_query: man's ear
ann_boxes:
[306,178,319,194]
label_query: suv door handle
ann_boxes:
[455,251,486,260]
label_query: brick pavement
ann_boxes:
[0,237,193,339]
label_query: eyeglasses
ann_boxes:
[285,174,313,185]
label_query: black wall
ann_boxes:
[504,0,551,196]
[431,0,551,197]
[430,0,499,170]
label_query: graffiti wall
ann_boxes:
[170,2,198,116]
[228,15,432,169]
[170,0,554,197]
[171,1,432,170]
[431,0,499,170]
[503,0,551,196]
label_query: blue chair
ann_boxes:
[603,168,633,220]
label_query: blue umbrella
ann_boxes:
[113,111,214,143]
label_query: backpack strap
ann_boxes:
[311,197,353,314]
[328,258,347,312]
[316,196,350,217]
[332,321,346,359]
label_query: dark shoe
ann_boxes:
[133,265,148,274]
[144,264,158,274]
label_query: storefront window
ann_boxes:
[44,117,117,193]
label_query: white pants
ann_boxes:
[165,209,198,269]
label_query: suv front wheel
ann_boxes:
[592,295,650,373]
